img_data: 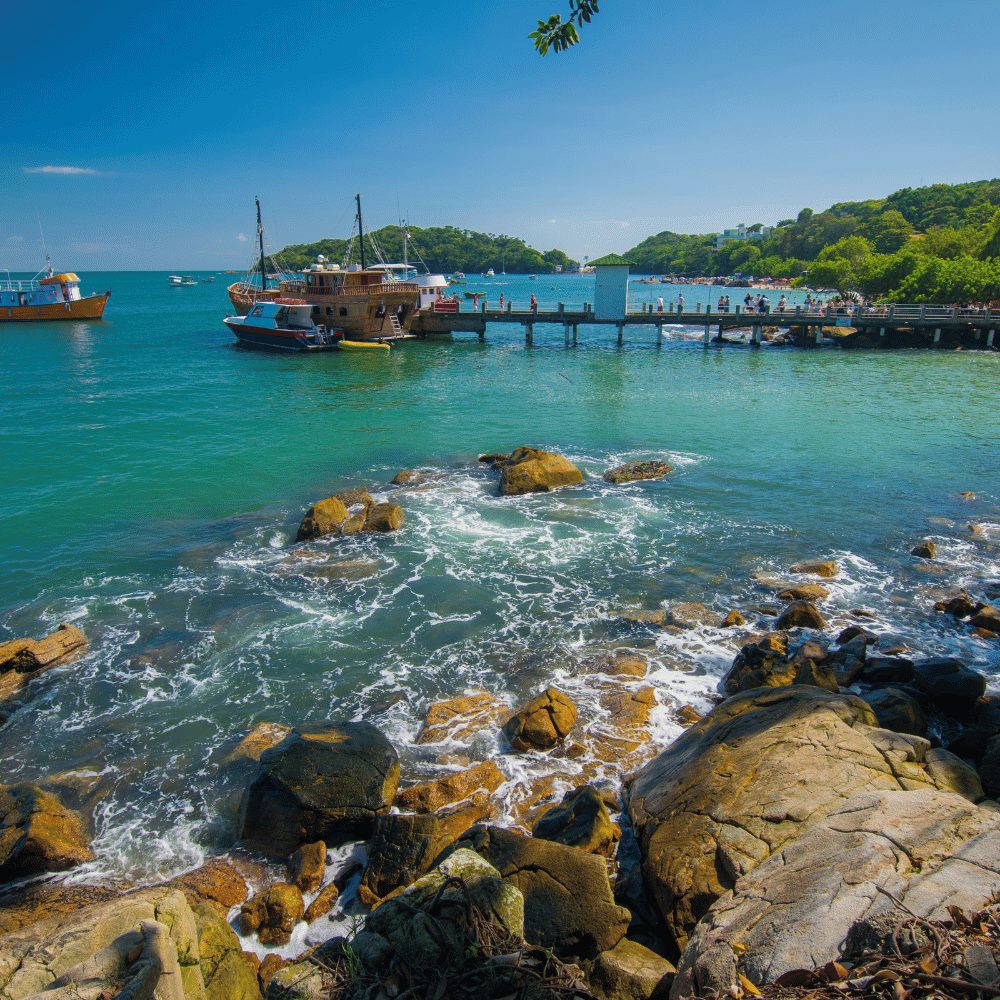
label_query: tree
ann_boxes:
[531,0,600,55]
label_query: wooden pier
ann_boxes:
[410,303,999,350]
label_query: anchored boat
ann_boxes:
[0,261,110,322]
[224,298,339,351]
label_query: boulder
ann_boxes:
[836,625,876,645]
[0,784,94,881]
[788,559,838,578]
[980,735,1000,799]
[628,687,980,953]
[792,657,839,692]
[295,495,349,541]
[722,635,795,695]
[970,605,1000,631]
[603,460,673,485]
[358,813,457,905]
[288,840,326,893]
[860,654,914,685]
[912,657,987,717]
[295,489,402,540]
[416,690,507,744]
[192,899,263,1000]
[532,785,620,857]
[775,600,826,630]
[241,722,400,855]
[395,760,505,813]
[239,883,304,946]
[258,953,287,991]
[304,882,340,923]
[497,447,585,496]
[934,591,981,618]
[910,539,937,559]
[720,610,745,628]
[0,624,87,703]
[776,584,829,602]
[591,938,675,1000]
[0,886,212,1000]
[864,686,927,737]
[456,824,630,959]
[585,650,649,678]
[364,502,404,533]
[671,790,1000,998]
[390,469,423,485]
[504,687,577,751]
[665,603,717,630]
[172,858,248,913]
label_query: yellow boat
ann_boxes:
[337,339,390,352]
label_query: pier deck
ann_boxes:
[410,303,998,349]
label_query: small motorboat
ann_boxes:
[168,275,197,286]
[337,339,390,352]
[223,298,338,351]
[485,268,495,277]
[201,276,216,283]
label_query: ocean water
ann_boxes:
[1,270,998,901]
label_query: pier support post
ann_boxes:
[657,322,663,346]
[751,324,762,347]
[933,328,941,345]
[987,328,995,348]
[573,324,578,345]
[564,323,570,346]
[478,325,485,342]
[815,326,822,345]
[703,323,711,346]
[525,323,533,346]
[617,323,624,347]
[879,326,885,338]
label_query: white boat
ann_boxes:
[485,268,495,277]
[168,275,197,286]
[223,298,338,351]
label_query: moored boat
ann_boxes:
[0,263,110,322]
[223,298,338,351]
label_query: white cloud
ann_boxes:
[237,232,249,242]
[6,235,23,242]
[548,218,557,224]
[24,165,99,175]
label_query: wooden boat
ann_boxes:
[337,338,390,352]
[223,298,338,351]
[228,195,418,342]
[0,263,110,322]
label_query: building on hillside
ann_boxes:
[590,253,633,321]
[715,224,773,250]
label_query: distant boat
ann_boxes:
[168,275,196,286]
[0,259,110,322]
[201,276,215,283]
[485,268,495,277]
[528,275,538,281]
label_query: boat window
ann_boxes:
[339,308,348,317]
[250,306,263,317]
[326,308,333,316]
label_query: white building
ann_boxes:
[590,253,633,321]
[715,224,773,250]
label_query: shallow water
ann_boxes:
[1,271,998,892]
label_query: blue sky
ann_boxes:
[2,0,998,270]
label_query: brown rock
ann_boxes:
[602,650,650,677]
[776,583,830,602]
[223,722,292,766]
[304,882,340,923]
[969,522,984,538]
[295,495,349,541]
[532,785,620,857]
[720,610,745,628]
[258,953,287,990]
[391,469,423,486]
[613,608,667,626]
[365,502,404,533]
[504,687,578,751]
[0,882,125,935]
[595,685,657,756]
[603,460,674,485]
[775,600,827,630]
[172,859,248,913]
[478,452,510,466]
[911,539,937,559]
[934,591,981,618]
[666,603,717,630]
[0,625,87,703]
[0,784,94,881]
[793,658,839,692]
[676,705,702,727]
[591,938,675,1000]
[239,883,304,946]
[288,840,326,893]
[416,691,507,744]
[788,559,838,578]
[359,813,458,905]
[395,761,505,813]
[970,605,1000,632]
[497,447,584,496]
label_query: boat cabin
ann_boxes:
[0,272,83,309]
[243,299,317,330]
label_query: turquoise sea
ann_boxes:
[1,270,998,902]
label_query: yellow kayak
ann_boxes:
[337,339,390,352]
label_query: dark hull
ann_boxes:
[227,323,335,352]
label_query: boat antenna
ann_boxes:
[256,197,267,290]
[356,193,367,271]
[36,212,52,276]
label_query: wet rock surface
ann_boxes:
[0,784,94,881]
[496,446,585,496]
[603,460,674,485]
[504,686,578,751]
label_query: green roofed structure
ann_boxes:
[588,253,635,268]
[591,253,633,320]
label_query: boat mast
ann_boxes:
[256,197,267,290]
[356,193,367,271]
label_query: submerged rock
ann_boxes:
[390,468,424,485]
[0,784,94,881]
[788,559,838,578]
[241,722,400,855]
[0,624,86,703]
[496,446,584,496]
[415,690,507,744]
[603,460,673,485]
[504,687,578,751]
[295,489,403,541]
[911,538,937,559]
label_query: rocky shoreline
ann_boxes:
[0,448,997,999]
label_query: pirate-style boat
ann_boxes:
[227,195,419,341]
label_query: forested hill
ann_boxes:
[275,225,577,275]
[625,179,1000,302]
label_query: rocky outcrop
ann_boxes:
[241,722,400,855]
[223,721,292,766]
[0,784,94,881]
[776,583,830,601]
[456,824,630,959]
[395,760,505,813]
[912,657,987,717]
[288,840,325,893]
[672,790,1000,998]
[295,489,403,541]
[775,600,826,630]
[788,559,838,578]
[0,624,86,703]
[591,938,675,1000]
[496,447,584,496]
[415,691,507,744]
[532,785,620,856]
[0,886,257,999]
[911,539,937,559]
[239,883,304,946]
[603,460,673,485]
[864,686,928,737]
[172,858,248,913]
[390,469,423,485]
[628,686,983,953]
[304,882,339,923]
[504,687,577,751]
[934,590,981,618]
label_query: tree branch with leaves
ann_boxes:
[531,0,600,55]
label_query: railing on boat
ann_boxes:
[284,281,419,297]
[0,279,43,292]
